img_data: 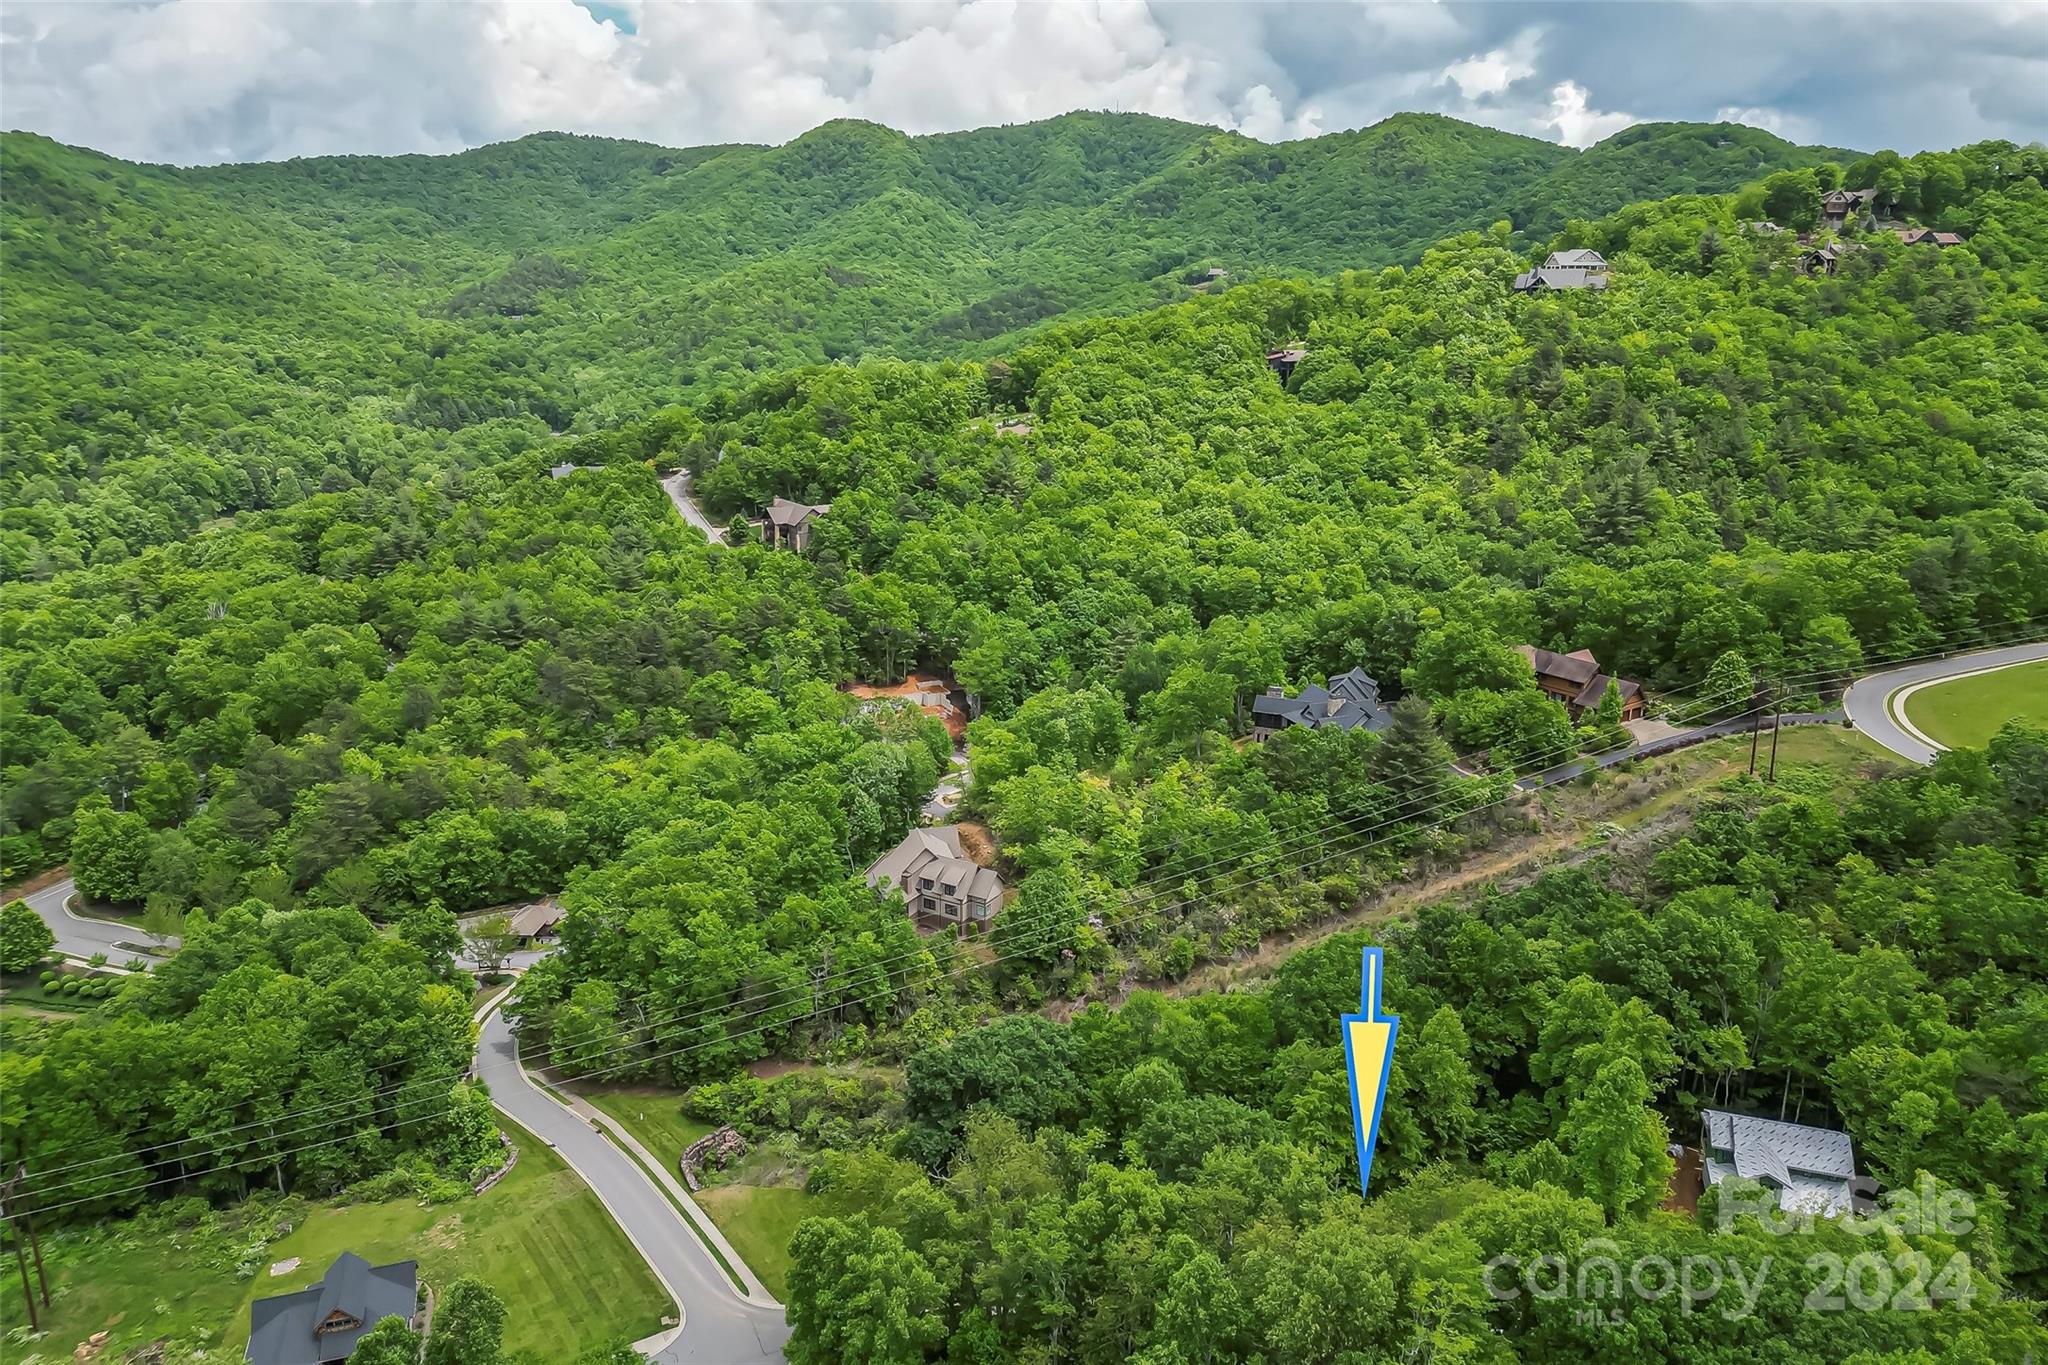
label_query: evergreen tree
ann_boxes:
[1369,696,1456,808]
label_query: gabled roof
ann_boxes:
[1514,644,1602,687]
[1513,268,1609,293]
[1252,672,1391,735]
[1702,1110,1857,1218]
[865,826,1007,905]
[247,1253,417,1365]
[1544,249,1608,269]
[766,496,830,527]
[1572,672,1642,709]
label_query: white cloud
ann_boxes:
[0,1,2040,165]
[1439,28,1541,101]
[1714,105,1816,144]
[1545,80,1636,148]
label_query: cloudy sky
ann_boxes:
[2,1,2043,166]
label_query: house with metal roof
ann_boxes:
[247,1252,420,1365]
[865,826,1009,936]
[1514,248,1611,294]
[1700,1110,1859,1217]
[1250,668,1393,741]
[1265,347,1308,382]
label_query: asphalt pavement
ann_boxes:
[474,1007,790,1364]
[1840,640,2048,765]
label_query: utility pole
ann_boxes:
[1766,687,1784,784]
[14,1168,48,1310]
[0,1166,45,1335]
[1747,680,1769,777]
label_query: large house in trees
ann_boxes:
[1820,187,1882,227]
[1894,227,1966,248]
[866,827,1009,935]
[1700,1110,1859,1218]
[762,497,830,551]
[1512,249,1610,293]
[246,1252,420,1365]
[1250,668,1393,741]
[1514,645,1645,721]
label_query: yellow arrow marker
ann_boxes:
[1342,946,1400,1198]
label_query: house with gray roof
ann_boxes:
[247,1252,420,1365]
[1514,249,1611,294]
[1700,1110,1859,1218]
[865,826,1009,936]
[762,496,831,551]
[1250,668,1393,741]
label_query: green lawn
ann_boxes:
[578,1085,715,1167]
[1902,659,2047,751]
[575,1084,867,1300]
[691,1184,855,1300]
[11,1116,669,1360]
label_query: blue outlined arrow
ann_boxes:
[1341,946,1400,1198]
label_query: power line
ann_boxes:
[21,619,2042,1191]
[15,625,2044,1201]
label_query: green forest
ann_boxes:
[2,111,2046,1363]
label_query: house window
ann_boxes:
[920,896,936,912]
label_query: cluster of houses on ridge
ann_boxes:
[866,641,1647,940]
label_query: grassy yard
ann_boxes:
[575,1083,865,1299]
[8,1116,669,1360]
[691,1183,864,1300]
[1602,722,1897,829]
[578,1085,715,1167]
[1902,659,2047,751]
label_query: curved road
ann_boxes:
[1842,641,2048,765]
[14,883,781,1359]
[475,1008,790,1363]
[15,877,175,961]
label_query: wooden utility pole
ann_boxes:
[15,1169,48,1309]
[1767,690,1784,784]
[1747,681,1769,777]
[0,1165,46,1335]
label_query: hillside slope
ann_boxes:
[1,111,1850,554]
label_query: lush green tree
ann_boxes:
[0,900,55,973]
[423,1277,506,1365]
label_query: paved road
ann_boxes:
[15,877,176,961]
[14,876,545,973]
[1842,641,2048,765]
[661,470,727,544]
[475,1008,790,1364]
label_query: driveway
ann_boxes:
[1841,641,2048,765]
[14,877,175,961]
[474,1007,790,1363]
[661,470,727,544]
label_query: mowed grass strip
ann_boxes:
[578,1085,715,1165]
[1902,659,2048,751]
[692,1184,864,1301]
[575,1083,868,1300]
